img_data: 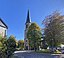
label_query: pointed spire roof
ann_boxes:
[26,10,31,23]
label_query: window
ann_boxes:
[5,30,6,36]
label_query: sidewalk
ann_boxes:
[14,50,34,53]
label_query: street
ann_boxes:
[14,51,61,58]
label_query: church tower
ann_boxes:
[24,10,31,50]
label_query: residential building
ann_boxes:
[0,18,8,37]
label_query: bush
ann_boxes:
[0,37,7,58]
[17,40,24,50]
[0,35,16,58]
[6,35,16,58]
[16,48,21,51]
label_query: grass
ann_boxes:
[36,49,50,53]
[36,49,61,54]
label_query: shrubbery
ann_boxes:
[18,40,24,50]
[0,35,16,58]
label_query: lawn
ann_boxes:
[36,49,61,54]
[36,49,50,53]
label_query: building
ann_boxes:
[0,18,8,37]
[24,10,31,50]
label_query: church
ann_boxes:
[24,10,31,50]
[0,18,8,37]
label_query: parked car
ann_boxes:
[61,49,64,54]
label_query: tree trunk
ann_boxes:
[34,41,36,52]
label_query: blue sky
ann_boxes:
[0,0,64,40]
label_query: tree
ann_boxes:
[27,22,42,51]
[0,36,7,58]
[0,35,17,58]
[6,35,16,58]
[18,40,24,50]
[43,11,64,51]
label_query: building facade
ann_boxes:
[0,18,8,37]
[24,10,31,50]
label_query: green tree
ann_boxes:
[0,35,17,58]
[27,22,42,51]
[43,11,64,51]
[6,35,16,58]
[18,40,24,50]
[0,36,7,58]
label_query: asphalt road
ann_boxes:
[14,51,61,58]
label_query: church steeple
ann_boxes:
[24,10,31,50]
[26,10,31,24]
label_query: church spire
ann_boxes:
[26,10,31,23]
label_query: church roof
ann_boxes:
[26,10,31,23]
[0,18,8,29]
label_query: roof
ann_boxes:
[26,10,31,23]
[0,18,8,29]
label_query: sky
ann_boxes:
[0,0,64,40]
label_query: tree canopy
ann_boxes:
[6,35,16,58]
[43,11,64,48]
[27,22,42,51]
[18,40,24,50]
